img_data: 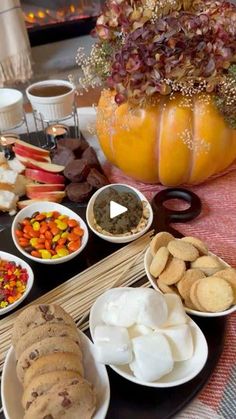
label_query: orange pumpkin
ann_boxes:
[96,90,236,186]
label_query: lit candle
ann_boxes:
[0,133,19,159]
[45,124,69,148]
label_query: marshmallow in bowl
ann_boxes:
[135,288,168,329]
[130,333,174,382]
[94,325,133,365]
[102,288,168,329]
[102,291,139,327]
[128,324,153,339]
[158,324,193,362]
[162,294,188,327]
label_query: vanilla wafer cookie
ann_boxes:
[150,232,174,257]
[196,276,233,312]
[150,246,169,278]
[189,280,205,311]
[181,237,208,255]
[157,279,177,294]
[167,240,199,262]
[159,256,186,285]
[191,255,223,275]
[177,269,206,301]
[213,268,236,304]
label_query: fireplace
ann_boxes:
[21,1,102,46]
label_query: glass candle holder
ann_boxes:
[0,133,19,160]
[45,124,70,148]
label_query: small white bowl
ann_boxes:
[86,184,153,244]
[144,247,236,317]
[26,79,75,121]
[12,202,89,264]
[89,287,208,388]
[1,329,110,419]
[0,89,23,130]
[0,251,34,315]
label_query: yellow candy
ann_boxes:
[39,250,52,259]
[57,221,68,231]
[46,212,53,218]
[52,255,59,259]
[58,215,68,220]
[57,248,69,257]
[30,238,38,247]
[52,234,61,243]
[33,222,40,231]
[61,232,69,239]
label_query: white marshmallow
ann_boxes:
[130,333,174,382]
[158,324,193,361]
[135,288,168,329]
[162,294,188,327]
[128,324,153,339]
[94,325,133,365]
[102,291,139,327]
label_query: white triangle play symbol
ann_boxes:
[110,200,128,219]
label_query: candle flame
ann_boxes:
[0,136,7,146]
[52,127,57,133]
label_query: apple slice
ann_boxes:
[15,154,64,173]
[25,168,65,184]
[26,184,65,194]
[13,146,51,163]
[26,190,66,200]
[15,139,50,157]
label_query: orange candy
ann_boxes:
[68,240,80,252]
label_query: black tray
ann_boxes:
[0,189,226,419]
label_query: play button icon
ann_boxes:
[110,201,128,219]
[93,185,143,235]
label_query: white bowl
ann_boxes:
[89,287,208,388]
[1,329,110,419]
[0,89,23,130]
[0,251,34,315]
[12,202,89,264]
[86,184,153,244]
[26,80,75,121]
[144,247,236,317]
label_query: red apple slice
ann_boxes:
[13,146,51,163]
[27,190,66,200]
[25,168,65,184]
[15,139,50,157]
[26,184,65,194]
[15,155,64,173]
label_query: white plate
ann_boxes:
[0,251,34,315]
[144,247,236,317]
[1,330,110,419]
[89,287,208,388]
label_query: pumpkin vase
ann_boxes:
[96,90,236,186]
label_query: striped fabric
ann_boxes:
[104,162,236,418]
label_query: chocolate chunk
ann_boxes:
[61,397,72,408]
[29,351,37,360]
[66,182,93,203]
[43,415,54,419]
[52,148,75,166]
[58,391,69,397]
[26,401,32,410]
[82,146,101,170]
[39,305,49,314]
[57,137,89,157]
[44,313,54,321]
[71,379,79,385]
[31,391,38,398]
[64,159,90,182]
[87,168,109,189]
[23,360,31,370]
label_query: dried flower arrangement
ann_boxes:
[77,0,236,128]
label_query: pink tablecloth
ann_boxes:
[104,163,236,419]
